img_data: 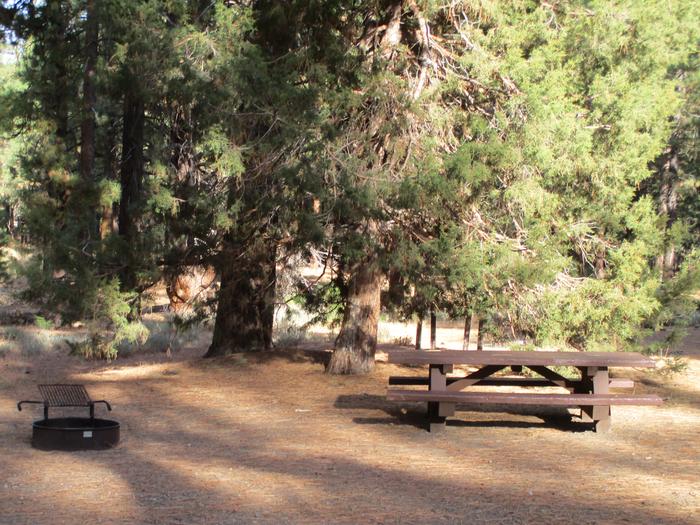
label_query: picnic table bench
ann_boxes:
[386,350,663,432]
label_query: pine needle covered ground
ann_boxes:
[1,324,697,524]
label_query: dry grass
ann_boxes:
[0,326,698,524]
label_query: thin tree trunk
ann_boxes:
[99,206,114,240]
[477,318,484,351]
[594,247,606,279]
[5,204,12,238]
[657,149,679,281]
[79,0,97,184]
[206,239,277,357]
[462,315,470,350]
[467,313,480,350]
[415,316,422,350]
[430,309,436,350]
[46,3,70,141]
[100,121,118,239]
[260,244,276,350]
[327,258,382,374]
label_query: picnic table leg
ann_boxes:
[591,366,611,432]
[576,367,594,423]
[427,364,453,432]
[578,366,611,432]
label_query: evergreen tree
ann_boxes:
[1,1,698,365]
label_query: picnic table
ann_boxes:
[386,350,662,432]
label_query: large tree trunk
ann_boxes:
[206,239,277,357]
[118,91,144,240]
[118,90,144,289]
[327,258,382,374]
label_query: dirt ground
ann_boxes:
[1,324,699,525]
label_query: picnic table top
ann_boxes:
[386,349,656,368]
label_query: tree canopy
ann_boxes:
[0,0,698,371]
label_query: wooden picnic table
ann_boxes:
[386,350,662,433]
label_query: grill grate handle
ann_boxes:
[17,400,44,411]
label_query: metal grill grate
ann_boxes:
[38,384,92,407]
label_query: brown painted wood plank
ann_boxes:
[428,364,452,429]
[386,390,663,406]
[591,367,611,433]
[386,350,655,368]
[446,365,506,391]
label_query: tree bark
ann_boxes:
[594,246,606,279]
[79,0,97,184]
[118,91,144,240]
[429,308,436,350]
[386,269,405,309]
[415,316,422,350]
[467,313,480,350]
[206,239,277,357]
[477,318,484,351]
[657,149,679,281]
[99,205,115,240]
[260,244,276,350]
[45,3,70,140]
[5,204,16,239]
[462,315,470,350]
[118,90,144,289]
[100,120,118,239]
[327,258,382,374]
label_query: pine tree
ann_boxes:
[2,1,698,364]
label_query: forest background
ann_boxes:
[0,0,698,374]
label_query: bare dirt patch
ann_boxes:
[1,331,698,524]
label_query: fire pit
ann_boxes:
[18,384,119,451]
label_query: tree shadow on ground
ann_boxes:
[622,373,700,411]
[196,347,332,368]
[3,350,698,524]
[59,379,693,524]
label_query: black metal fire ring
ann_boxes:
[32,417,120,451]
[18,384,119,451]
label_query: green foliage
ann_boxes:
[33,315,53,330]
[1,1,698,359]
[640,250,700,372]
[65,278,149,360]
[298,279,346,328]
